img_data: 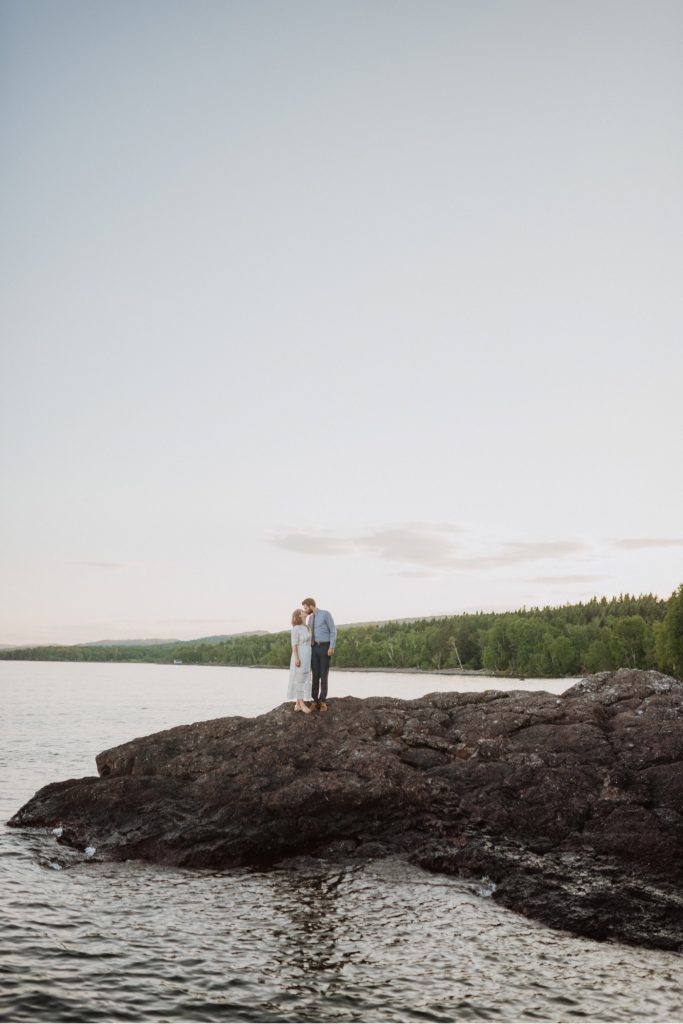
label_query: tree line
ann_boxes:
[2,586,682,678]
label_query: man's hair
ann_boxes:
[302,598,316,608]
[291,608,306,626]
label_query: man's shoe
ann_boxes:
[319,702,328,713]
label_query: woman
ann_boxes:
[288,608,312,713]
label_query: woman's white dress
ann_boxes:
[287,624,312,700]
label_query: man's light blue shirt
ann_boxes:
[308,608,337,647]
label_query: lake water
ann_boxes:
[1,661,682,1023]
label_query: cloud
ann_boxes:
[269,533,356,556]
[451,541,588,570]
[273,523,463,569]
[393,569,438,579]
[526,574,607,584]
[72,561,133,571]
[360,525,463,568]
[270,520,462,569]
[613,538,683,550]
[497,541,586,562]
[272,524,586,572]
[162,618,233,625]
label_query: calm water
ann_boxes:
[1,661,682,1023]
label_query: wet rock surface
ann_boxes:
[9,669,683,950]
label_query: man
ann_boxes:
[302,598,336,712]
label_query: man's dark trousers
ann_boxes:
[311,641,331,702]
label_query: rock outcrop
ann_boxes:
[8,669,683,949]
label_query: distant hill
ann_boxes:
[84,638,180,647]
[189,631,270,645]
[0,620,478,652]
[339,615,437,628]
[83,631,271,648]
[0,631,271,652]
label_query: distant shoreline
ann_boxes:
[240,663,567,680]
[0,658,574,680]
[1,591,674,680]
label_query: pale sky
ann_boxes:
[1,0,682,646]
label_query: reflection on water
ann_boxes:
[1,661,682,1022]
[3,848,682,1023]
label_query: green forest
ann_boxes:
[2,585,682,678]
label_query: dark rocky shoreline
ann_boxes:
[8,669,683,950]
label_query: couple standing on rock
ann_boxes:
[288,598,336,714]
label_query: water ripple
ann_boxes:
[5,839,681,1022]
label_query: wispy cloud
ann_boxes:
[613,538,683,550]
[160,618,236,627]
[272,524,586,573]
[452,541,587,570]
[393,569,438,579]
[526,574,607,584]
[273,523,463,569]
[361,525,465,568]
[269,533,356,556]
[72,561,134,571]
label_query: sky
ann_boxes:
[1,0,682,646]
